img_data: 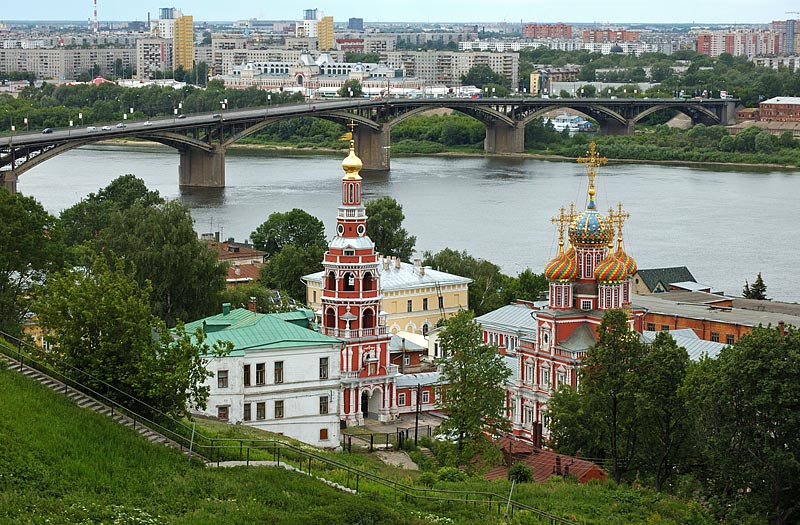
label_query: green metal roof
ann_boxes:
[184,307,340,356]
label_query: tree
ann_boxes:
[422,248,505,315]
[250,209,326,258]
[338,79,363,98]
[219,282,297,313]
[686,325,800,524]
[460,64,506,88]
[260,244,326,302]
[36,255,231,418]
[742,272,768,300]
[0,190,65,336]
[97,200,226,326]
[365,197,416,260]
[436,310,510,458]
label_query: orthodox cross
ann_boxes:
[576,142,607,205]
[550,206,570,250]
[608,202,630,243]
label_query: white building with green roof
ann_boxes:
[186,304,343,448]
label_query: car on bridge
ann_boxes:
[143,121,153,126]
[41,128,53,134]
[101,126,112,131]
[87,126,97,132]
[116,123,126,128]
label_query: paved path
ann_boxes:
[209,460,356,494]
[375,450,419,470]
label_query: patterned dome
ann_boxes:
[544,249,578,282]
[615,246,637,275]
[569,207,613,247]
[595,252,628,283]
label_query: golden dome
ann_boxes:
[342,139,362,180]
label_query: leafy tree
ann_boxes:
[219,282,297,313]
[365,197,416,260]
[547,383,604,458]
[36,255,231,417]
[742,272,768,300]
[0,190,65,336]
[436,310,510,458]
[422,248,505,315]
[344,52,380,63]
[338,79,363,98]
[686,325,800,524]
[97,200,226,326]
[508,462,533,483]
[250,208,327,257]
[260,244,325,302]
[460,64,506,88]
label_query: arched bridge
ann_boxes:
[0,97,738,193]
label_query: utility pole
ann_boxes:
[414,383,421,445]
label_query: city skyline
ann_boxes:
[3,1,797,26]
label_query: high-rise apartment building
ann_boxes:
[348,17,364,31]
[522,23,572,39]
[318,16,334,51]
[173,15,194,69]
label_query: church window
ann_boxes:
[363,309,375,329]
[344,272,355,291]
[541,368,550,388]
[525,362,533,384]
[326,272,336,291]
[363,272,374,291]
[555,286,563,305]
[584,253,592,277]
[348,183,354,203]
[524,406,533,426]
[325,308,335,329]
[398,393,407,405]
[581,300,592,310]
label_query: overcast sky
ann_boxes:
[4,1,795,25]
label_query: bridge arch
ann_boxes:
[632,102,720,126]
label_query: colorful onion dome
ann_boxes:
[341,139,362,180]
[545,247,578,282]
[594,252,628,283]
[615,244,637,275]
[569,207,613,247]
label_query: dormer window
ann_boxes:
[344,249,355,256]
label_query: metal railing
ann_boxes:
[0,330,580,525]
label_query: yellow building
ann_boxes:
[173,15,194,70]
[318,16,334,51]
[303,256,471,336]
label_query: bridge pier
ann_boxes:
[178,145,226,189]
[484,122,525,154]
[1,171,17,194]
[602,119,635,136]
[354,124,391,171]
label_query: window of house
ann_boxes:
[524,406,533,426]
[320,395,329,414]
[403,354,410,366]
[243,403,251,421]
[255,363,266,385]
[661,325,670,331]
[422,391,430,404]
[407,299,413,312]
[319,428,329,441]
[726,334,735,345]
[541,368,550,388]
[423,298,428,310]
[525,362,533,384]
[398,392,407,405]
[438,296,444,309]
[434,343,440,358]
[711,332,720,343]
[274,400,284,419]
[243,364,251,387]
[581,300,591,310]
[319,357,329,379]
[647,322,655,331]
[217,405,229,421]
[312,291,317,303]
[217,370,229,389]
[274,361,284,384]
[256,402,266,420]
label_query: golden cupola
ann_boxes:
[341,139,362,180]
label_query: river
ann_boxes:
[17,143,800,303]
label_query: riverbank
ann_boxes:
[99,138,800,171]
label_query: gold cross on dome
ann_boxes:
[577,142,607,202]
[347,120,357,133]
[608,202,630,241]
[550,206,570,248]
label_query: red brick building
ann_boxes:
[583,29,639,43]
[522,23,572,39]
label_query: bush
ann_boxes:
[437,466,467,482]
[508,462,533,483]
[418,472,437,487]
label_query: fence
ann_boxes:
[341,425,434,452]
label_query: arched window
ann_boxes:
[363,272,374,291]
[325,308,335,328]
[326,271,336,291]
[584,253,592,278]
[363,308,375,329]
[422,324,429,336]
[343,272,355,291]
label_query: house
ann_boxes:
[187,304,342,448]
[485,436,607,483]
[630,266,697,294]
[205,239,267,288]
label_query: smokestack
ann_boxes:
[94,0,98,33]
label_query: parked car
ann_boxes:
[212,113,221,118]
[177,114,186,119]
[116,122,126,128]
[86,126,97,132]
[41,128,53,134]
[143,121,153,126]
[101,125,112,131]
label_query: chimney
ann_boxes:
[779,320,785,337]
[420,266,425,277]
[383,257,390,271]
[395,256,401,269]
[222,302,231,315]
[247,297,257,312]
[414,258,421,270]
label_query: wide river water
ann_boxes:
[17,143,800,303]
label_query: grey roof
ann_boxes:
[304,258,471,292]
[732,298,800,317]
[476,303,538,333]
[643,329,727,360]
[632,294,800,330]
[389,334,426,353]
[329,236,375,250]
[634,267,696,292]
[645,291,731,305]
[558,324,596,353]
[669,281,712,292]
[396,371,441,387]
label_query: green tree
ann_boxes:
[36,255,230,417]
[98,200,226,326]
[219,282,297,313]
[422,248,505,315]
[436,310,510,457]
[460,64,506,88]
[686,325,800,524]
[338,79,363,98]
[742,272,768,300]
[250,208,327,257]
[365,197,416,260]
[260,244,325,302]
[0,190,65,336]
[547,383,605,458]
